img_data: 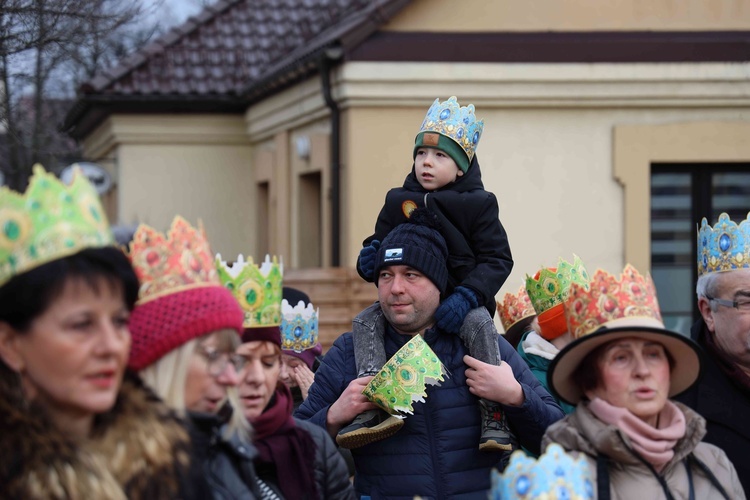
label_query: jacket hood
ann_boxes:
[403,154,486,193]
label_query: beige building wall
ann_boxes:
[385,0,750,31]
[81,115,255,256]
[334,61,750,301]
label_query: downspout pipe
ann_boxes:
[320,45,343,266]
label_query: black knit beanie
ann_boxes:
[373,209,449,294]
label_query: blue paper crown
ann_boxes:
[697,212,750,277]
[417,96,484,162]
[280,299,319,353]
[490,444,594,500]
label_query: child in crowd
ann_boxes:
[342,96,515,453]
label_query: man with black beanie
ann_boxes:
[295,212,563,498]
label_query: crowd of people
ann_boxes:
[0,96,747,499]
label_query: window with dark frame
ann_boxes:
[650,163,750,336]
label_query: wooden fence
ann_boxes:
[284,267,378,352]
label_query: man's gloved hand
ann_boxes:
[434,286,479,334]
[358,240,381,281]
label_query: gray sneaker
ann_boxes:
[478,399,518,453]
[336,409,404,449]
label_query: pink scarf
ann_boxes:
[588,398,686,472]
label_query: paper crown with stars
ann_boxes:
[216,254,284,332]
[697,212,750,277]
[0,164,113,286]
[280,299,319,353]
[489,444,594,500]
[413,96,484,173]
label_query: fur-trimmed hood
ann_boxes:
[0,369,204,499]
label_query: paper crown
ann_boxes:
[490,444,594,500]
[525,255,590,316]
[361,335,446,416]
[563,264,663,339]
[216,254,283,329]
[0,165,113,286]
[697,212,750,277]
[497,285,536,332]
[280,299,319,353]
[417,96,484,162]
[127,216,219,304]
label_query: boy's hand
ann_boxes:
[434,286,478,334]
[358,240,380,280]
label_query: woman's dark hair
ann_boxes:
[572,335,677,397]
[0,246,139,332]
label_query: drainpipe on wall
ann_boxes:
[320,45,344,267]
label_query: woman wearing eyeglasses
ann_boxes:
[126,217,262,499]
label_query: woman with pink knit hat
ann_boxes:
[127,217,263,499]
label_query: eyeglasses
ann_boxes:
[706,295,750,312]
[196,346,249,376]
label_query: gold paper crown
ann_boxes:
[127,216,219,304]
[563,264,663,339]
[0,164,113,286]
[697,212,750,276]
[525,255,589,315]
[216,254,283,328]
[497,285,536,332]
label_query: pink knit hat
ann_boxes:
[125,217,244,371]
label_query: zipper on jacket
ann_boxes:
[423,192,429,208]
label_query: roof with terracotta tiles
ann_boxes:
[64,0,411,137]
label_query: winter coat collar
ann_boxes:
[0,370,192,499]
[545,400,706,473]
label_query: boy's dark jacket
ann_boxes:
[357,155,513,312]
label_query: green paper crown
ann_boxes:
[0,164,113,286]
[525,254,589,315]
[216,254,283,328]
[361,335,446,416]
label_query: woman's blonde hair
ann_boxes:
[138,328,240,414]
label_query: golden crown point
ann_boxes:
[0,164,113,286]
[564,264,663,339]
[216,254,283,328]
[497,285,536,332]
[525,254,590,315]
[127,216,219,304]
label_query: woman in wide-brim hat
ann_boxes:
[542,264,744,500]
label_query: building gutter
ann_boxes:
[320,45,343,266]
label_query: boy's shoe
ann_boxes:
[336,409,404,449]
[478,399,518,453]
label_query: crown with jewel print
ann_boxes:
[497,285,536,333]
[414,96,484,173]
[525,255,590,340]
[550,264,701,405]
[0,164,113,286]
[126,217,244,371]
[127,216,219,303]
[280,299,319,353]
[697,212,750,277]
[489,444,594,500]
[563,264,663,338]
[216,254,283,330]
